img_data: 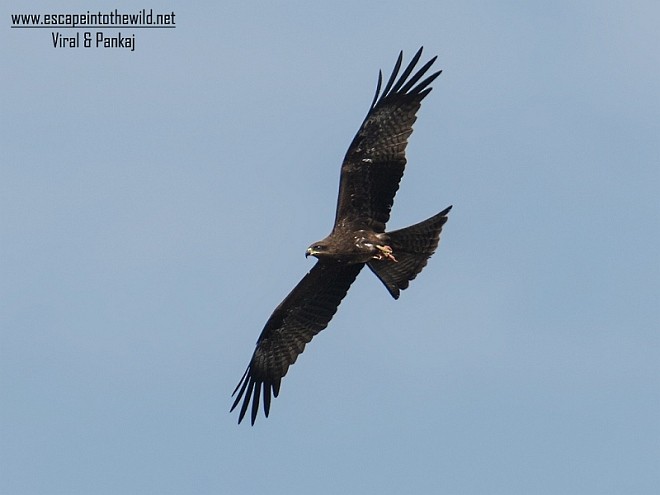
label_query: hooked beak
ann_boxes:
[305,248,314,258]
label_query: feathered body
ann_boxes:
[231,48,452,424]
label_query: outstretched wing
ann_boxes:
[333,47,441,233]
[231,262,363,425]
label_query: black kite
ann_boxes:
[231,48,452,424]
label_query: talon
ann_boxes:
[374,244,398,262]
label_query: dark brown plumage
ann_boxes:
[231,48,452,424]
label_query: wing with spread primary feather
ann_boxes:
[334,47,441,233]
[231,262,363,424]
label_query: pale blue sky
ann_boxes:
[2,2,659,494]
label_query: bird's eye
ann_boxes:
[313,245,324,251]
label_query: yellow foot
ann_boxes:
[374,244,398,262]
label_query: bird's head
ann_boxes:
[305,241,330,259]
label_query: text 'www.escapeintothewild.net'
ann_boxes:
[10,9,176,52]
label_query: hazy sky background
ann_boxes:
[2,2,659,494]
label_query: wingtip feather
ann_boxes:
[263,383,272,418]
[380,50,404,100]
[370,49,441,109]
[250,381,261,426]
[238,379,255,424]
[389,47,424,95]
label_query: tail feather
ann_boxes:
[368,205,452,299]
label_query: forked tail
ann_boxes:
[368,205,452,299]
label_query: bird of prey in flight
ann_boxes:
[231,47,452,424]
